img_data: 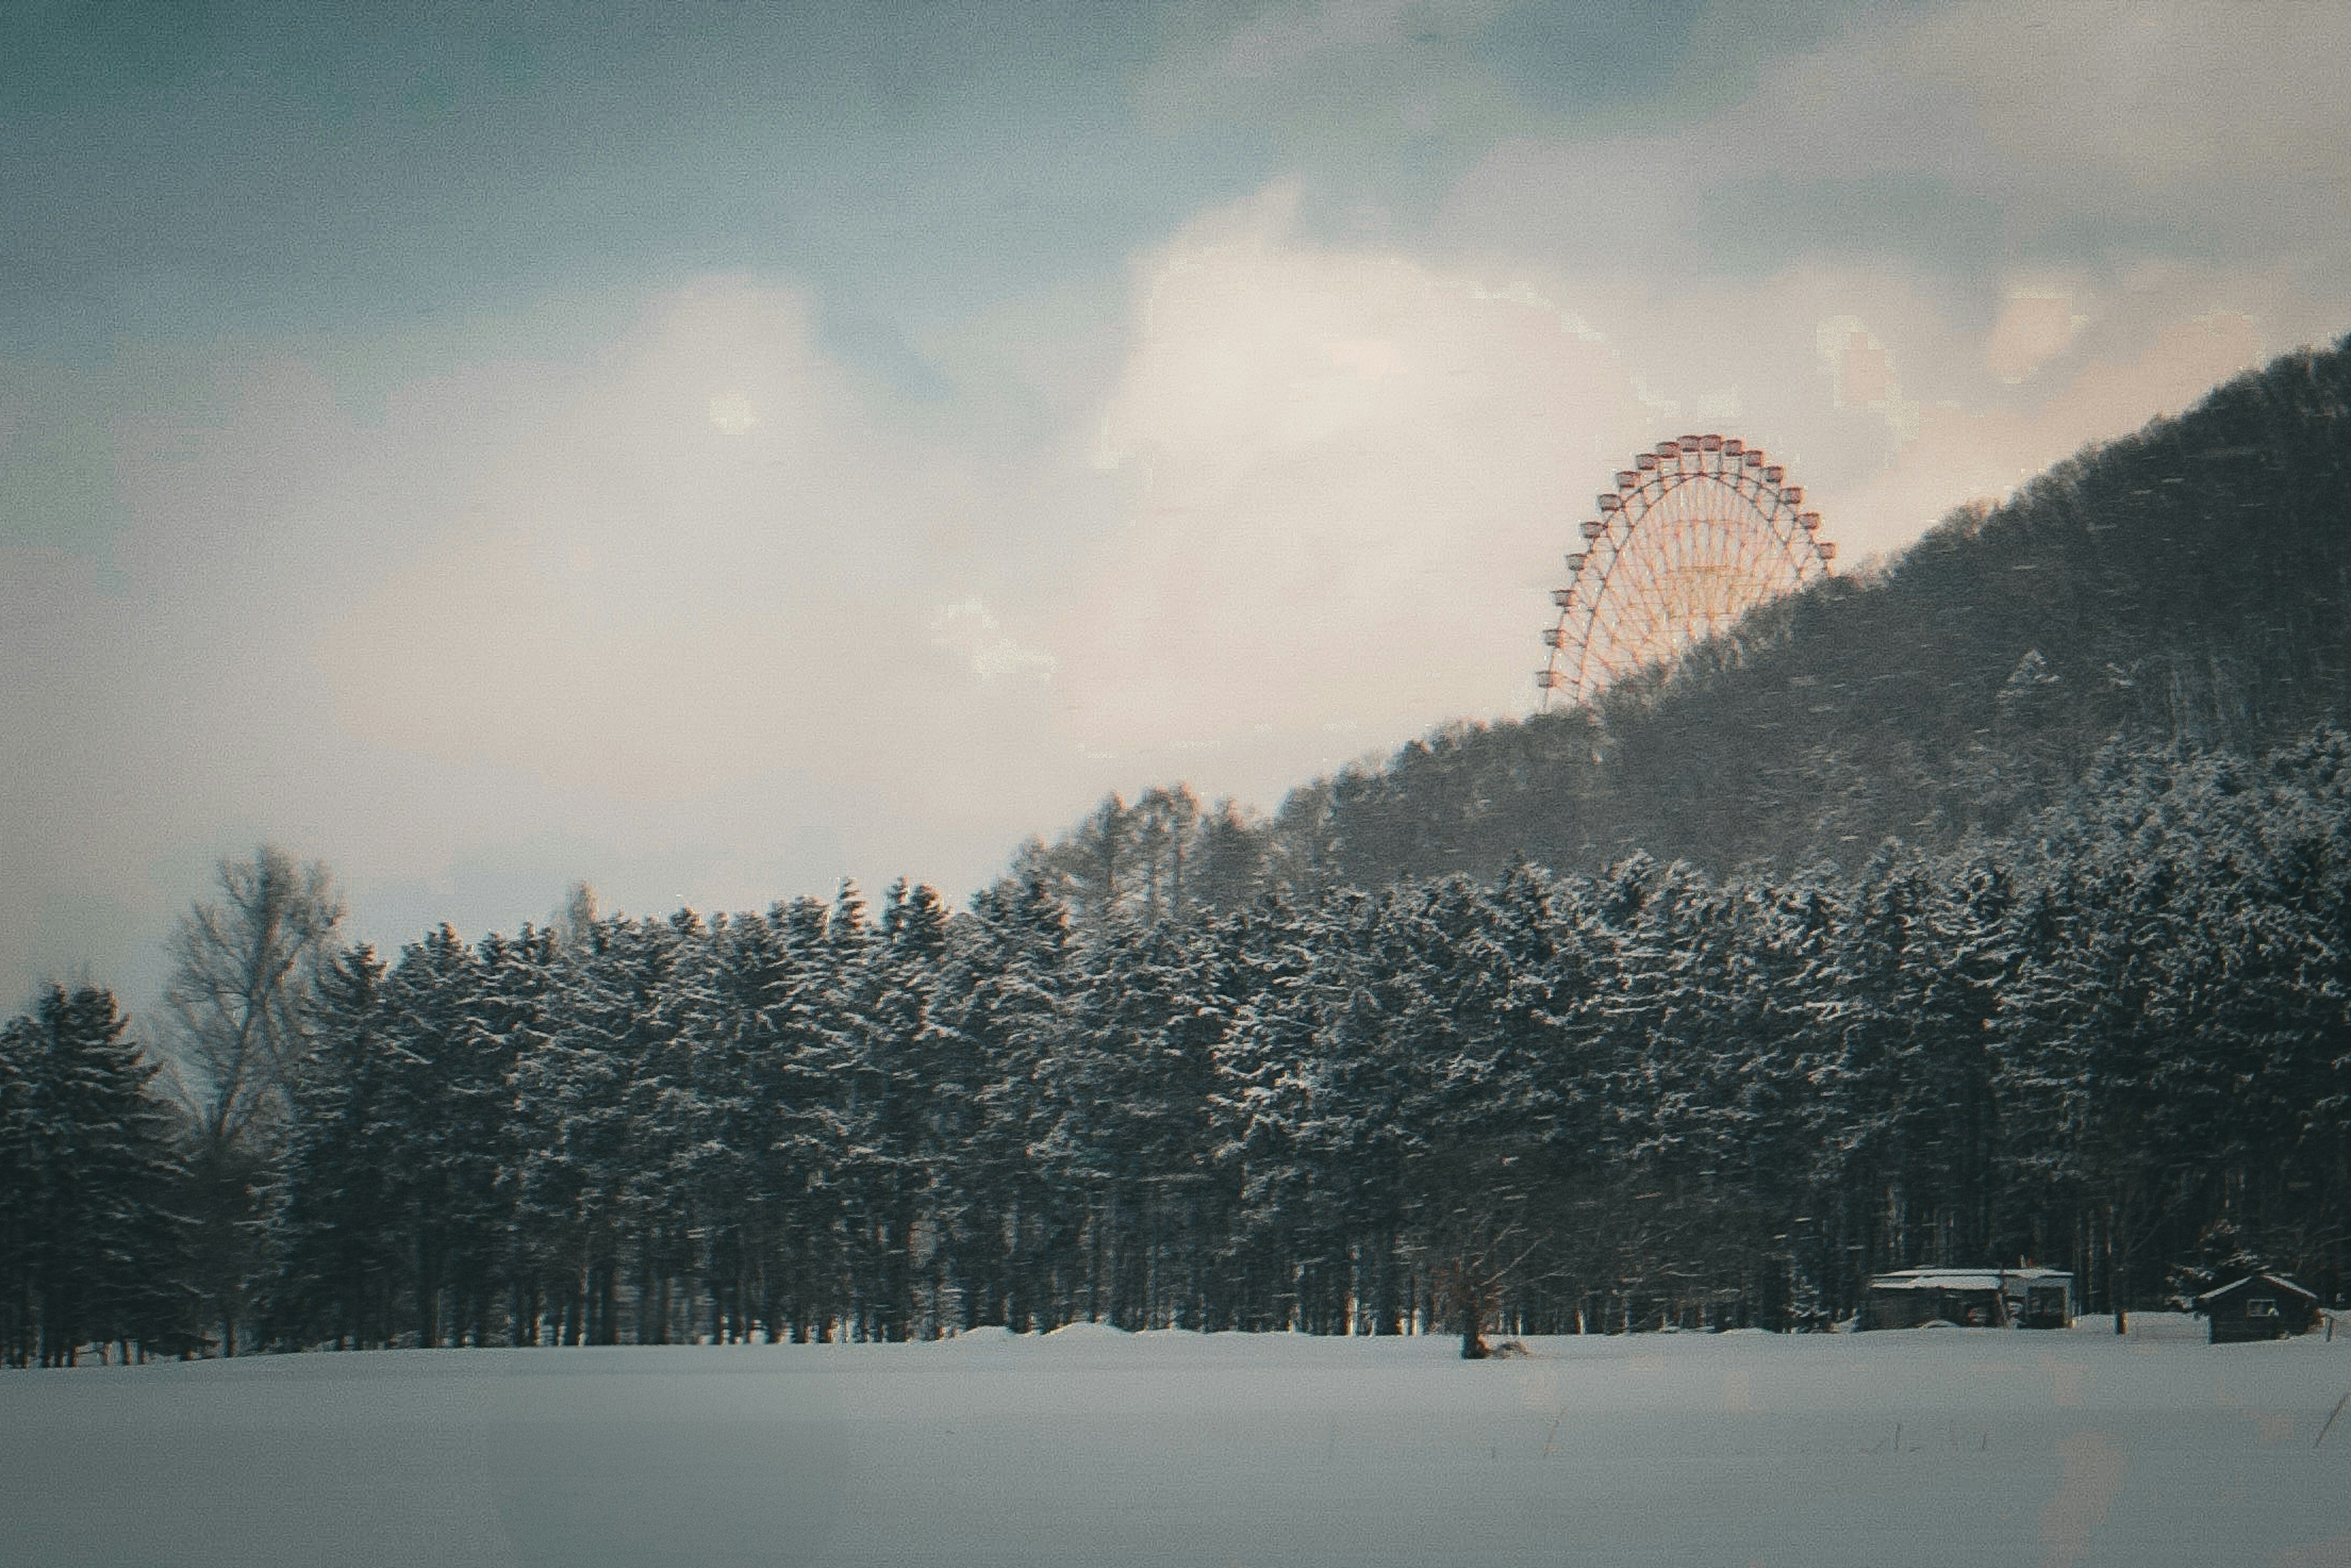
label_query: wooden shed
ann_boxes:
[1859,1267,2075,1330]
[2003,1267,2076,1329]
[2194,1273,2320,1343]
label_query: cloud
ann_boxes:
[1431,0,2351,295]
[1218,0,1422,80]
[1057,184,1661,750]
[1136,0,1540,216]
[1918,0,2351,189]
[1816,315,1918,439]
[312,282,992,800]
[1986,285,2089,384]
[0,285,1120,1004]
[932,598,1057,681]
[1402,0,2349,563]
[707,392,761,435]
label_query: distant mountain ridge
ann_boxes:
[1015,334,2351,923]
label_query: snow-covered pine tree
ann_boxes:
[0,1008,31,1365]
[271,943,401,1348]
[512,912,684,1346]
[1203,890,1324,1333]
[1,986,192,1365]
[681,907,782,1341]
[371,925,492,1347]
[940,877,1075,1331]
[1048,911,1229,1329]
[846,879,954,1340]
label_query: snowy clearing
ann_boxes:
[4,1315,2347,1567]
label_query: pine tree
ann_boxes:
[514,913,688,1346]
[0,1011,33,1365]
[849,880,954,1340]
[1,987,192,1365]
[942,877,1076,1330]
[1205,891,1327,1332]
[271,945,401,1348]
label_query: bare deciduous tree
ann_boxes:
[164,846,345,1151]
[162,847,343,1356]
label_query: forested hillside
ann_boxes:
[1019,335,2351,925]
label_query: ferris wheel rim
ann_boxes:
[1540,434,1835,710]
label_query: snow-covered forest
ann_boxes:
[9,726,2351,1365]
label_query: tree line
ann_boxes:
[8,728,2350,1362]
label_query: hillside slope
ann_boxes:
[1020,334,2351,916]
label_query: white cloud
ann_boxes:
[1815,315,1919,440]
[933,598,1057,681]
[312,282,992,801]
[1986,284,2090,384]
[1059,184,1659,751]
[1219,0,1417,80]
[707,392,761,434]
[0,289,1123,1004]
[1914,0,2351,189]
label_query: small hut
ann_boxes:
[2003,1267,2076,1329]
[1862,1270,2003,1329]
[2194,1273,2319,1343]
[1859,1267,2075,1330]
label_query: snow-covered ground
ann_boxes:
[4,1315,2345,1567]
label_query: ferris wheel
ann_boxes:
[1538,433,1836,710]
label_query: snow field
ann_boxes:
[2,1315,2345,1567]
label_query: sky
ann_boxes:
[7,0,2351,1012]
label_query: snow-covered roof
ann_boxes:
[1868,1272,2008,1293]
[2194,1273,2317,1304]
[1869,1268,2069,1290]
